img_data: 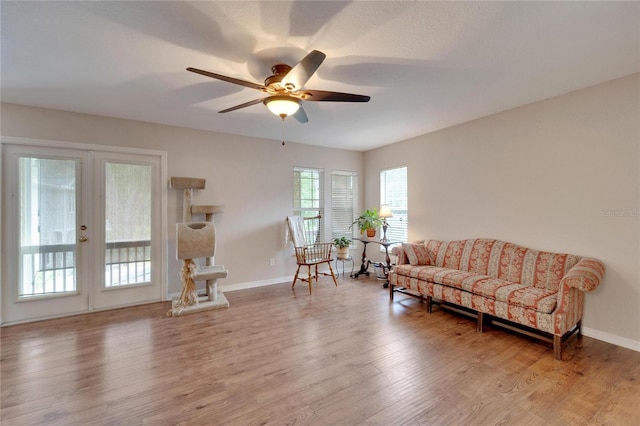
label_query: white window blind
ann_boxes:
[380,166,408,244]
[293,167,325,242]
[331,170,358,241]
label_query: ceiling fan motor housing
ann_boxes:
[265,64,293,90]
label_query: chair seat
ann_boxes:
[295,243,333,264]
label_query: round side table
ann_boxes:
[335,256,354,278]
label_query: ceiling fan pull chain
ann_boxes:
[281,119,286,146]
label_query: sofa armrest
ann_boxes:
[559,257,605,292]
[392,246,408,265]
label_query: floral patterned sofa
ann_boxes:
[389,239,605,360]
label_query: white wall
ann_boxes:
[365,74,640,349]
[1,103,364,295]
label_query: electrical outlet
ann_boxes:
[269,258,276,267]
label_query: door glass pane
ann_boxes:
[19,157,77,297]
[104,162,151,287]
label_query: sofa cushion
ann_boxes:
[432,269,488,291]
[394,264,486,290]
[469,277,558,314]
[401,242,432,265]
[393,264,450,281]
[393,264,558,314]
[503,286,558,314]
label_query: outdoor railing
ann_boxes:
[20,240,151,296]
[105,240,151,287]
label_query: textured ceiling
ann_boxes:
[2,1,639,151]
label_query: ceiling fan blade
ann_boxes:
[281,50,326,91]
[219,98,263,113]
[302,90,371,102]
[187,67,266,91]
[292,105,309,123]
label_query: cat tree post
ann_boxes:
[170,176,206,222]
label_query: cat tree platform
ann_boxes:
[170,291,229,314]
[170,265,229,314]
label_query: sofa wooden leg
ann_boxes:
[577,320,582,339]
[553,335,563,360]
[426,296,432,313]
[389,284,394,302]
[477,312,484,332]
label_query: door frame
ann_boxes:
[0,136,168,325]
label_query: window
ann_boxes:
[331,171,358,241]
[380,166,408,244]
[293,167,324,242]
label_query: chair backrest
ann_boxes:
[287,214,323,248]
[302,215,322,245]
[295,242,332,264]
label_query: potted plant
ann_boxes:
[351,208,384,238]
[332,237,352,259]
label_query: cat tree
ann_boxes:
[168,177,228,316]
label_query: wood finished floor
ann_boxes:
[1,276,639,426]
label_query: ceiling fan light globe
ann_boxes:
[264,96,301,118]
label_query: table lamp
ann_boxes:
[379,204,393,241]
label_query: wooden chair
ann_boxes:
[287,215,338,294]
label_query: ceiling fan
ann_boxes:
[186,50,370,123]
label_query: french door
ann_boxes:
[1,142,166,324]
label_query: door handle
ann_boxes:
[79,236,89,242]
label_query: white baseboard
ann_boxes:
[582,326,640,353]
